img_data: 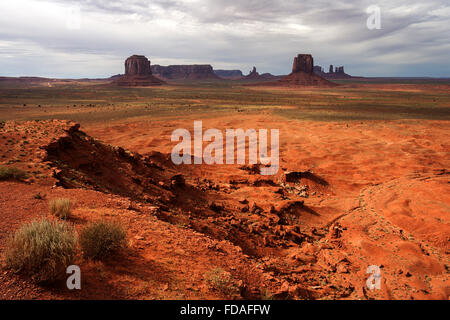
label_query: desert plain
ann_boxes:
[0,77,449,300]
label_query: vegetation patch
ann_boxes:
[205,267,240,298]
[80,220,127,260]
[4,219,77,283]
[0,165,28,181]
[49,198,72,219]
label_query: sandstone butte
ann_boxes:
[113,55,165,86]
[278,54,335,86]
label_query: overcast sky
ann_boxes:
[0,0,449,78]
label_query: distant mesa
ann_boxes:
[151,64,220,81]
[314,64,353,79]
[113,55,164,86]
[278,54,334,86]
[243,66,279,81]
[213,69,243,79]
[213,67,279,81]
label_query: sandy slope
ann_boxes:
[0,116,448,299]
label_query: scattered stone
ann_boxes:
[209,202,224,213]
[170,174,185,188]
[251,203,263,215]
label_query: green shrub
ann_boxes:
[49,198,72,219]
[5,219,77,283]
[0,165,28,181]
[80,220,126,260]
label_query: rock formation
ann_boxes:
[113,55,164,86]
[214,69,244,79]
[313,66,324,73]
[336,66,344,73]
[242,66,279,81]
[125,55,152,76]
[292,54,314,74]
[151,64,220,80]
[314,64,352,79]
[245,66,259,79]
[278,54,334,86]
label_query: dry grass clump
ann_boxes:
[80,220,127,260]
[0,165,28,181]
[5,219,77,283]
[49,198,72,219]
[205,267,240,298]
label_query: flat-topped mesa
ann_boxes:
[113,55,164,86]
[292,54,314,74]
[214,69,244,79]
[125,55,152,76]
[151,64,220,80]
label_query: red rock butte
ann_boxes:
[278,53,334,86]
[113,55,164,86]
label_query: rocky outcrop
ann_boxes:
[243,67,279,81]
[278,54,334,86]
[151,64,220,80]
[313,66,324,74]
[314,64,352,79]
[125,55,152,76]
[335,66,345,74]
[245,66,259,79]
[113,55,164,86]
[214,69,244,79]
[292,54,314,74]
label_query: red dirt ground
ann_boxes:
[0,115,449,300]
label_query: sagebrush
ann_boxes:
[49,198,72,219]
[0,165,28,181]
[80,220,127,260]
[5,219,77,283]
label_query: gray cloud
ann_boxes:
[0,0,449,78]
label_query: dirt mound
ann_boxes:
[0,120,280,300]
[37,122,321,258]
[278,71,336,86]
[1,117,449,300]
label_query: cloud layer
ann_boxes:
[0,0,449,78]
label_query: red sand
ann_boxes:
[0,115,449,300]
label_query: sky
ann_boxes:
[0,0,449,78]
